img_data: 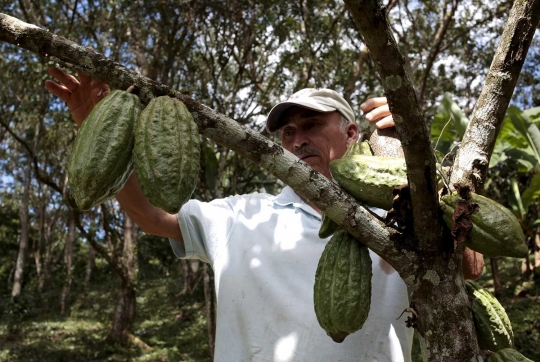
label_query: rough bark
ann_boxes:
[60,211,76,314]
[11,160,32,297]
[108,212,138,342]
[342,0,442,252]
[450,0,540,190]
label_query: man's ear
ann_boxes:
[345,123,359,146]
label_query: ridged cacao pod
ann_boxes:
[487,348,533,362]
[68,90,141,211]
[441,193,528,258]
[134,96,200,214]
[329,155,407,210]
[319,142,371,239]
[319,142,374,239]
[343,141,372,157]
[314,229,372,343]
[466,280,514,352]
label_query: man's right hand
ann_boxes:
[45,67,110,127]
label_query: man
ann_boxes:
[46,69,483,361]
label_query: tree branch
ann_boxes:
[342,0,442,251]
[0,13,419,276]
[417,0,460,106]
[449,0,540,192]
[0,111,63,194]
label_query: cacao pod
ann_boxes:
[466,280,514,352]
[343,141,373,157]
[319,213,341,239]
[440,193,528,258]
[487,348,533,362]
[134,96,200,214]
[329,154,407,210]
[314,229,372,343]
[68,90,141,211]
[319,142,373,239]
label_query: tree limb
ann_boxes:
[449,0,540,191]
[342,0,442,251]
[417,0,460,106]
[0,13,419,276]
[0,110,63,194]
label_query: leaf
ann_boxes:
[503,148,537,172]
[533,219,540,227]
[510,178,525,219]
[431,93,469,150]
[496,117,528,149]
[508,106,540,164]
[440,92,469,136]
[523,106,540,122]
[522,171,540,210]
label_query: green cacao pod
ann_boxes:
[329,155,407,210]
[134,96,200,214]
[440,193,528,258]
[466,280,514,352]
[487,348,533,362]
[314,229,372,343]
[343,141,373,157]
[68,90,141,211]
[319,213,341,239]
[319,142,373,239]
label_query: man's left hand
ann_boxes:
[360,97,394,129]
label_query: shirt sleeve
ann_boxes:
[168,197,237,265]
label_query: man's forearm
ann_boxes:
[115,172,183,242]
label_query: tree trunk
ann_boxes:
[60,211,76,314]
[108,212,138,342]
[38,235,61,292]
[406,251,482,360]
[33,201,45,290]
[110,286,137,343]
[203,263,216,360]
[179,259,191,295]
[85,242,95,284]
[11,160,32,297]
[491,258,503,298]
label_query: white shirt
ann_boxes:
[170,186,413,362]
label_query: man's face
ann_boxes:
[279,107,357,179]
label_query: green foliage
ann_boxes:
[0,263,210,362]
[431,92,469,155]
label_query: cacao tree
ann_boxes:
[1,0,539,360]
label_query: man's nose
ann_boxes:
[293,130,309,148]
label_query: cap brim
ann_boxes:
[266,101,335,133]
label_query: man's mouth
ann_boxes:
[300,155,317,160]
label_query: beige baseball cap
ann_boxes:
[266,88,355,133]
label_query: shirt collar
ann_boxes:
[274,186,321,219]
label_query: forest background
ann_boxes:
[0,0,539,361]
